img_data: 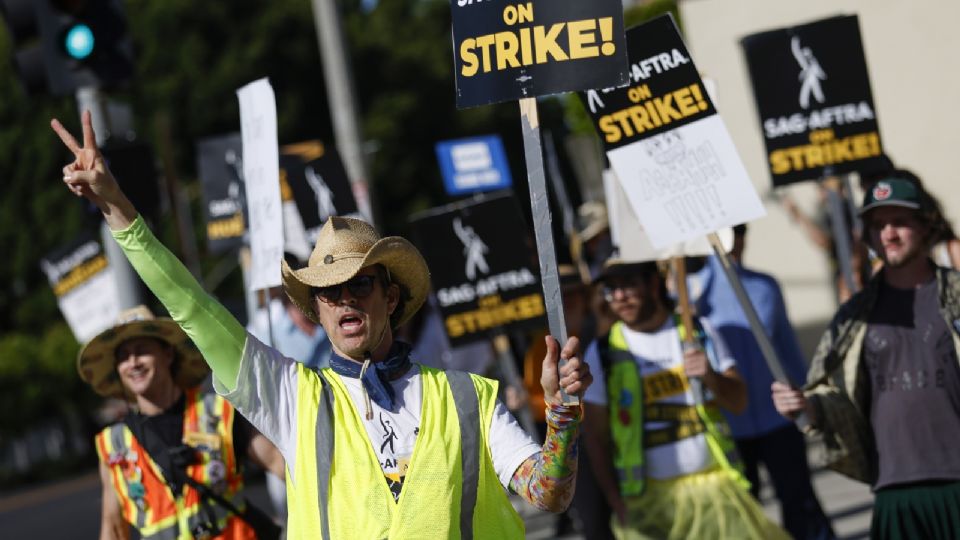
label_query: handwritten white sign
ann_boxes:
[237,78,284,290]
[604,168,733,262]
[607,115,764,249]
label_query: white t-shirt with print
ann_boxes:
[217,336,540,501]
[583,317,735,479]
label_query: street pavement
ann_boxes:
[1,449,873,539]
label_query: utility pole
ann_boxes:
[309,0,375,225]
[77,86,143,310]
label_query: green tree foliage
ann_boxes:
[0,0,572,440]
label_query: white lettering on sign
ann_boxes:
[629,49,689,81]
[763,101,875,139]
[452,142,494,172]
[436,268,537,307]
[585,48,690,114]
[457,0,492,6]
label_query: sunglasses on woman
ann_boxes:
[313,274,378,303]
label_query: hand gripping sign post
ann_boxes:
[581,15,804,411]
[237,78,285,346]
[451,0,630,405]
[742,15,884,298]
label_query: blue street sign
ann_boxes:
[435,135,512,196]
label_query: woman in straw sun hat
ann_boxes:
[80,305,284,539]
[53,111,592,539]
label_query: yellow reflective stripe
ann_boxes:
[642,365,690,403]
[138,513,180,539]
[103,426,136,523]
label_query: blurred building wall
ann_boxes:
[679,0,960,354]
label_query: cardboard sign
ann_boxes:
[280,141,359,255]
[581,15,765,249]
[603,169,733,262]
[742,15,885,186]
[41,235,120,343]
[197,133,247,254]
[410,192,546,346]
[435,135,513,195]
[237,78,284,291]
[451,0,629,108]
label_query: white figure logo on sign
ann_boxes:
[453,217,490,280]
[305,166,337,221]
[791,36,826,110]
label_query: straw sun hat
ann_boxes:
[281,216,430,329]
[77,305,209,399]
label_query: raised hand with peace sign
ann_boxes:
[51,110,137,230]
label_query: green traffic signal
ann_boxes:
[64,22,94,60]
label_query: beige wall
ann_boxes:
[679,0,960,331]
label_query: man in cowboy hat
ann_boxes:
[80,305,284,540]
[54,112,591,539]
[773,175,960,538]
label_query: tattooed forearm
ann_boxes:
[509,404,581,512]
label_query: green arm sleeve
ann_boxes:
[112,215,246,389]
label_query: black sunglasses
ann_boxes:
[314,274,378,303]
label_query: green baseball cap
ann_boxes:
[859,178,923,215]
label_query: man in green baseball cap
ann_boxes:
[774,173,960,539]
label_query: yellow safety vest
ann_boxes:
[602,320,749,496]
[95,389,254,540]
[286,363,525,539]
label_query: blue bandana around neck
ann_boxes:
[328,340,413,411]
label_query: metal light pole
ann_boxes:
[309,0,375,225]
[77,86,143,310]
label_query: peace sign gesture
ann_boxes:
[51,110,136,229]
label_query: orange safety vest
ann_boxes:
[95,389,256,540]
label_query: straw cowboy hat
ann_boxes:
[78,306,208,399]
[281,216,430,329]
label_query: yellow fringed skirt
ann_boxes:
[611,467,790,540]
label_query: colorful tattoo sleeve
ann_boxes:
[509,403,581,512]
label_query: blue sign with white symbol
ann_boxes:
[435,135,512,196]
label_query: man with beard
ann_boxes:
[773,176,960,539]
[582,259,787,539]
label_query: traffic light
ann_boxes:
[0,0,133,95]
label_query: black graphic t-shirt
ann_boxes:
[865,278,960,488]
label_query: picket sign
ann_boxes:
[451,0,632,406]
[580,15,804,408]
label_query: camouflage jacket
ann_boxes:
[803,265,960,484]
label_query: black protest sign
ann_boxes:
[410,192,546,346]
[580,14,716,152]
[451,0,629,109]
[41,234,109,299]
[280,141,358,246]
[41,233,120,342]
[742,15,884,186]
[197,133,247,253]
